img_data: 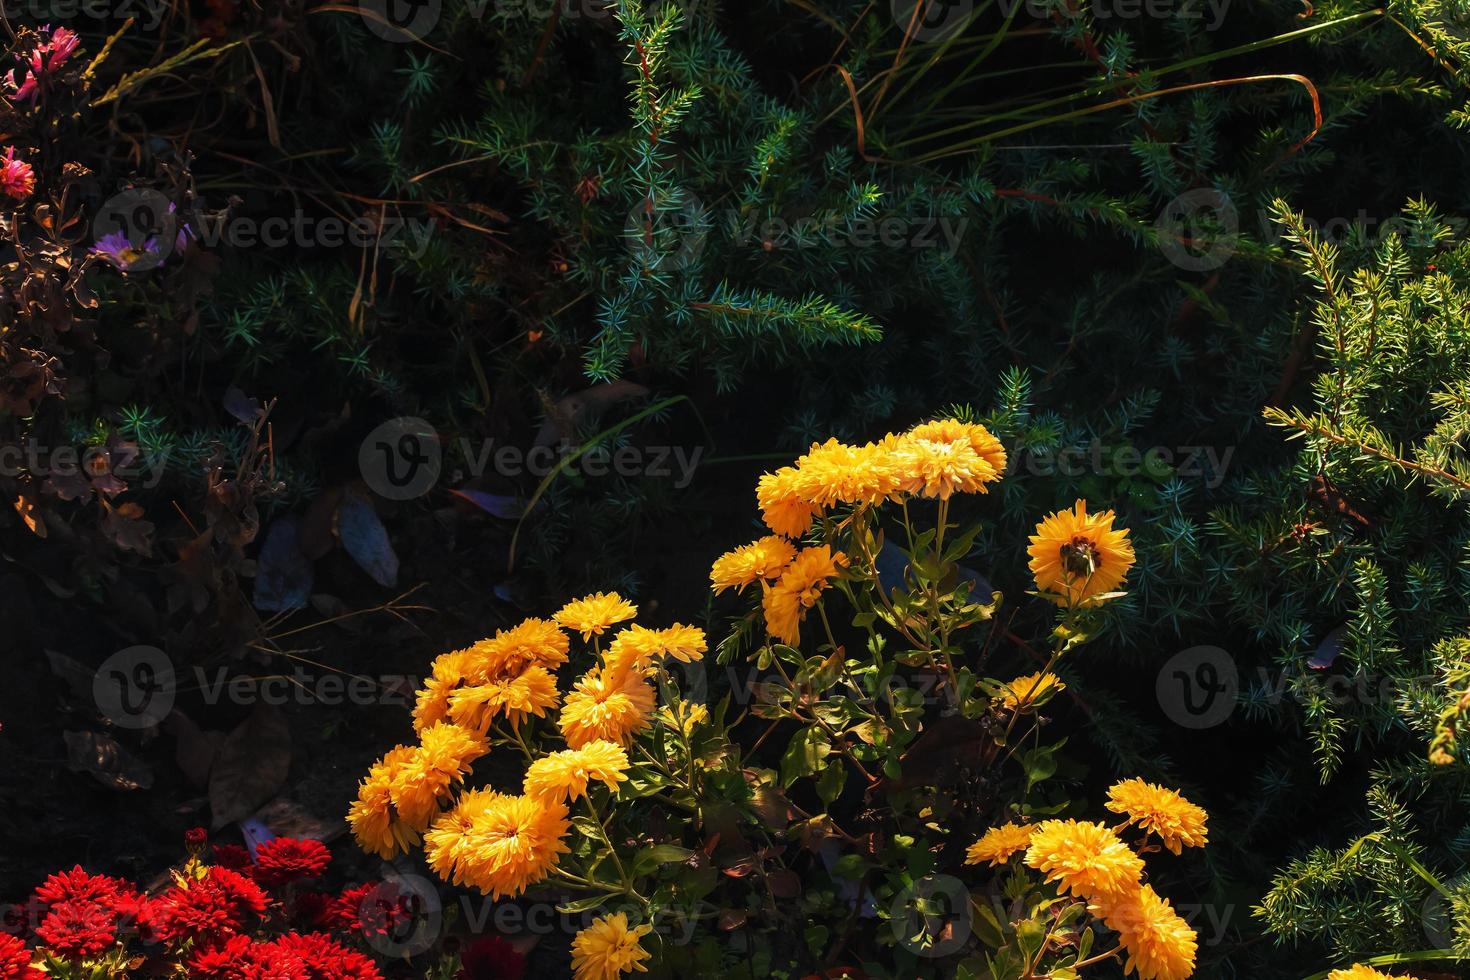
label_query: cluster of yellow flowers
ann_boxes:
[348,591,707,980]
[965,779,1210,980]
[1327,966,1423,979]
[712,417,1138,647]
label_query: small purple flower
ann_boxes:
[91,230,167,273]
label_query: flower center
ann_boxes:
[1060,536,1099,578]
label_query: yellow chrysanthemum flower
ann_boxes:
[1106,779,1209,855]
[756,466,818,538]
[710,535,797,594]
[523,740,631,803]
[413,676,456,732]
[891,419,1006,499]
[348,745,420,858]
[388,723,489,829]
[1326,967,1419,980]
[1027,500,1136,606]
[965,823,1035,866]
[605,624,708,675]
[559,665,656,748]
[1024,819,1144,901]
[996,672,1065,710]
[657,701,708,736]
[791,437,905,508]
[1090,884,1198,980]
[430,648,477,685]
[438,794,571,899]
[424,787,506,883]
[448,665,561,732]
[555,592,638,640]
[572,912,653,980]
[762,545,847,644]
[475,618,571,676]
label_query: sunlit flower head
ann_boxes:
[348,746,420,858]
[475,618,571,676]
[1325,968,1415,980]
[1090,884,1198,980]
[441,794,570,899]
[0,147,35,201]
[1027,500,1135,606]
[423,788,506,885]
[762,545,847,644]
[757,466,818,538]
[1106,779,1209,855]
[891,419,1006,499]
[555,592,638,640]
[791,437,905,508]
[1024,819,1144,901]
[606,623,707,675]
[523,740,631,803]
[449,665,561,732]
[559,666,656,748]
[965,823,1035,867]
[710,535,797,594]
[572,912,653,980]
[387,723,489,829]
[996,672,1065,710]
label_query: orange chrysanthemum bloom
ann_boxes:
[791,437,906,508]
[1106,779,1209,855]
[413,676,456,732]
[423,787,506,884]
[348,746,421,858]
[1090,884,1198,980]
[756,466,818,538]
[448,665,560,732]
[762,545,847,644]
[605,624,707,675]
[891,419,1006,499]
[523,740,631,803]
[559,666,656,748]
[387,723,489,829]
[1326,968,1418,980]
[475,618,571,676]
[1024,819,1144,901]
[710,535,797,594]
[555,592,638,640]
[996,671,1065,710]
[965,823,1035,866]
[1027,500,1135,606]
[435,794,571,899]
[572,912,653,980]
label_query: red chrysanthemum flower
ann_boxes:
[327,883,412,938]
[188,934,255,978]
[457,935,526,980]
[254,839,332,888]
[238,940,311,980]
[145,867,269,945]
[186,827,209,850]
[275,933,384,980]
[34,901,116,960]
[32,867,133,910]
[212,844,254,871]
[0,933,41,979]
